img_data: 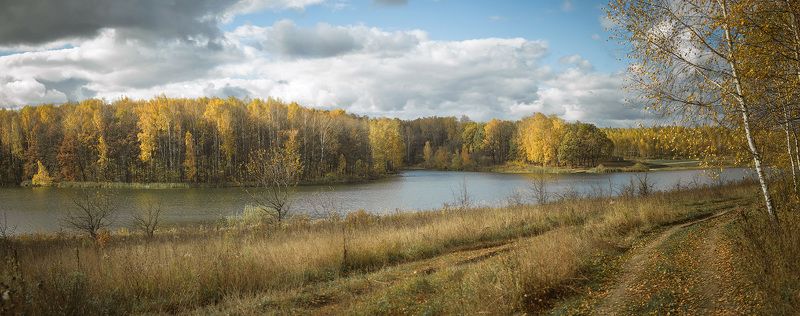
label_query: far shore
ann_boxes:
[9,159,736,189]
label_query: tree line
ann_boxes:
[604,125,746,163]
[0,96,747,186]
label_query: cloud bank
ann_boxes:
[0,1,643,126]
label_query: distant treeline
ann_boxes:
[604,126,744,163]
[0,97,740,185]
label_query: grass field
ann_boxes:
[1,180,797,315]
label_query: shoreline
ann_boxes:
[14,173,397,189]
[6,160,741,189]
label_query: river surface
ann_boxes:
[0,168,752,234]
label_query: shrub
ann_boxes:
[31,161,53,187]
[593,164,608,173]
[626,162,649,172]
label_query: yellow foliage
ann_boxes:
[31,160,53,186]
[369,118,405,173]
[518,113,565,165]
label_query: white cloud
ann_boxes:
[0,77,67,106]
[223,0,326,21]
[559,54,593,72]
[0,20,643,126]
[510,69,647,126]
[0,29,239,104]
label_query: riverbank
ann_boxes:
[3,180,792,314]
[11,159,720,189]
[484,159,723,174]
[17,173,395,189]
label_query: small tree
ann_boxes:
[132,201,161,238]
[63,190,116,240]
[423,141,434,167]
[460,145,473,170]
[450,149,463,170]
[246,131,304,223]
[450,177,471,210]
[529,176,550,204]
[31,161,53,186]
[183,131,198,182]
[434,147,449,169]
[336,154,347,176]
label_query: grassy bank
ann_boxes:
[0,182,763,314]
[485,159,716,174]
[19,173,394,189]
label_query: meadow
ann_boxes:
[3,178,796,315]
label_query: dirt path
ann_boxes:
[594,211,730,314]
[591,210,762,315]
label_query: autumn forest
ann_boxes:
[0,97,742,186]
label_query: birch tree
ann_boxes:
[609,0,778,222]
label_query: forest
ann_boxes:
[0,97,739,186]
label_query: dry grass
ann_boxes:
[349,184,756,315]
[0,182,758,314]
[726,184,800,315]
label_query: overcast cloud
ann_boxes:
[0,0,644,126]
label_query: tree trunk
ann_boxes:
[720,0,777,223]
[784,104,798,192]
[739,101,776,222]
[793,129,800,176]
[784,0,800,184]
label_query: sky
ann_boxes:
[0,0,650,126]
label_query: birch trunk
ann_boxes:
[793,130,800,175]
[720,0,777,222]
[784,104,798,192]
[784,0,800,179]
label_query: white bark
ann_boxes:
[793,130,800,176]
[785,0,800,181]
[784,104,798,192]
[720,0,777,223]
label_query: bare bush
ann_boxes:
[588,180,612,199]
[555,186,582,202]
[619,178,637,199]
[132,201,161,239]
[245,142,304,223]
[636,173,655,197]
[671,178,685,192]
[63,190,117,240]
[450,177,472,210]
[620,174,656,198]
[305,187,344,221]
[506,189,526,207]
[529,176,550,204]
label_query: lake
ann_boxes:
[0,168,752,234]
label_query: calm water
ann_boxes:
[0,168,752,234]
